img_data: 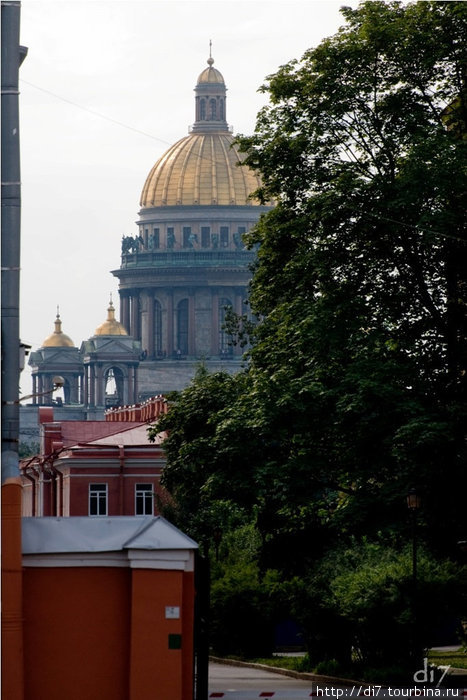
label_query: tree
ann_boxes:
[235,0,467,555]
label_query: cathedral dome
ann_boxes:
[42,312,75,348]
[140,52,263,208]
[140,132,262,207]
[94,300,128,336]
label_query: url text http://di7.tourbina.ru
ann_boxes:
[313,687,463,698]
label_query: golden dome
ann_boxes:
[197,59,224,85]
[42,312,75,348]
[94,300,128,336]
[140,132,262,207]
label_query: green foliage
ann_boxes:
[235,0,467,556]
[210,562,276,658]
[296,540,467,676]
[209,524,280,658]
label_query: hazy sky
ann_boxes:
[18,0,356,394]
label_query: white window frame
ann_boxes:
[135,483,154,516]
[89,483,108,516]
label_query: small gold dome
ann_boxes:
[42,312,75,348]
[140,132,262,208]
[197,64,224,84]
[197,51,225,84]
[94,300,128,336]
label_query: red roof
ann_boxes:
[52,421,146,448]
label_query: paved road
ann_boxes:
[208,661,467,698]
[208,661,347,699]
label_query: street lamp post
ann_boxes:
[407,488,422,670]
[407,488,422,584]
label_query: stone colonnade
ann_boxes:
[120,286,247,359]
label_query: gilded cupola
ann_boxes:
[94,299,128,336]
[42,310,75,348]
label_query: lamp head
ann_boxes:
[407,488,422,511]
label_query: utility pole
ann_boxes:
[1,0,27,481]
[1,3,27,698]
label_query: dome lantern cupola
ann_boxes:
[192,43,228,134]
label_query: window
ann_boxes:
[210,98,216,119]
[183,227,192,248]
[135,484,154,516]
[89,483,107,516]
[201,226,210,248]
[220,226,229,247]
[151,228,160,249]
[200,98,206,120]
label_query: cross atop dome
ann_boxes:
[207,39,214,66]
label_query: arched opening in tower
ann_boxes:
[105,367,125,407]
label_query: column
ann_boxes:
[121,292,130,332]
[37,375,44,405]
[96,365,104,406]
[147,294,155,358]
[211,288,219,356]
[166,290,174,357]
[188,290,196,356]
[89,366,96,407]
[130,292,139,339]
[83,366,89,407]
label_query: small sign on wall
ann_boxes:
[165,606,180,619]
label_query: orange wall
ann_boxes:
[22,564,195,700]
[130,569,184,700]
[23,567,131,700]
[1,481,24,700]
[182,571,195,699]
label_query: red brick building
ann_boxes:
[20,397,169,518]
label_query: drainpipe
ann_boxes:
[43,445,65,517]
[47,463,63,517]
[119,445,125,515]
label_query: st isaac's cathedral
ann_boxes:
[27,53,273,416]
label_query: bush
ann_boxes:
[305,541,467,674]
[210,563,275,657]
